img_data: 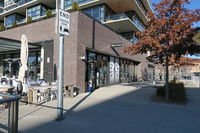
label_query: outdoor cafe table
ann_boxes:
[28,85,57,104]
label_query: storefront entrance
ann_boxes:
[86,51,139,92]
[86,52,109,91]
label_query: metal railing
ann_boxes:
[0,94,21,133]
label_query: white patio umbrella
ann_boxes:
[18,34,29,93]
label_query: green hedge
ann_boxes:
[156,82,186,103]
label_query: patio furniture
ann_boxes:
[28,85,57,105]
[37,88,51,103]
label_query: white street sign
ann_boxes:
[57,9,70,36]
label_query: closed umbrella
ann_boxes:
[18,34,29,93]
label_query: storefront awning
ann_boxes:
[0,37,41,53]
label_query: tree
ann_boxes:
[125,0,200,100]
[172,56,200,67]
[72,2,80,11]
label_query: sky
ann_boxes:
[150,0,200,59]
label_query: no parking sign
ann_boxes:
[57,9,70,36]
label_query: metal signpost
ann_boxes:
[56,0,70,120]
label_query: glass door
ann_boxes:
[87,52,96,91]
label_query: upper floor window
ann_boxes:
[4,0,15,7]
[133,13,145,31]
[5,14,15,27]
[84,5,105,22]
[5,13,24,27]
[0,0,4,7]
[27,4,47,19]
[120,32,139,43]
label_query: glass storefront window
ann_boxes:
[1,51,40,79]
[119,59,138,83]
[86,51,139,90]
[86,52,110,91]
[28,51,40,80]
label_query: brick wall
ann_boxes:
[0,11,151,93]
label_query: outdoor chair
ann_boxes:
[37,88,51,103]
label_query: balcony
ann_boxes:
[134,0,148,16]
[5,9,56,28]
[4,0,33,11]
[103,14,143,33]
[66,0,102,10]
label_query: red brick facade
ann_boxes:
[0,11,151,93]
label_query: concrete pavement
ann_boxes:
[3,81,200,133]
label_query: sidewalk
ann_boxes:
[15,81,200,133]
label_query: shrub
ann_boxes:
[156,82,186,103]
[0,23,5,31]
[27,16,33,24]
[72,2,80,11]
[12,21,17,28]
[46,9,52,18]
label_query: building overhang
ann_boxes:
[67,0,149,24]
[0,37,41,53]
[103,0,149,24]
[103,18,140,33]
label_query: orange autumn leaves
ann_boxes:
[125,0,200,66]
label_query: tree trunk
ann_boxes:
[165,54,169,100]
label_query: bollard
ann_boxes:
[153,80,156,85]
[8,100,19,133]
[69,85,74,98]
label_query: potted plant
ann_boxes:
[46,9,52,18]
[0,23,5,31]
[72,2,80,11]
[12,21,17,28]
[27,16,33,24]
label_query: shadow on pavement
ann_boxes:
[18,83,200,133]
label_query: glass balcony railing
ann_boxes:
[66,0,96,9]
[105,13,145,31]
[3,0,33,13]
[16,18,26,24]
[105,14,128,21]
[16,0,33,7]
